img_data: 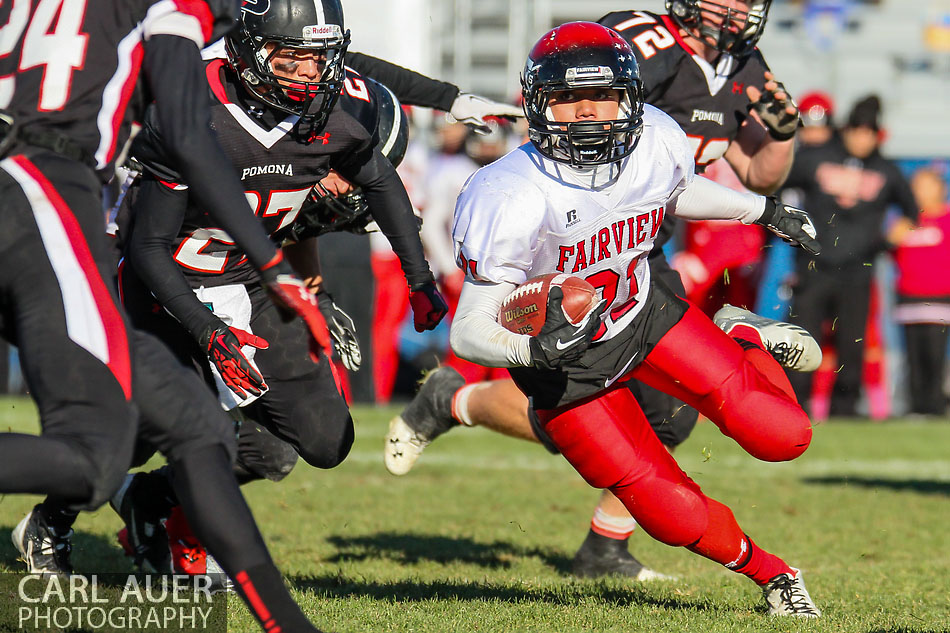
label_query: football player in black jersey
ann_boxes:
[89,0,449,578]
[385,0,813,582]
[0,1,344,631]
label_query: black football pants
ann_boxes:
[0,151,137,510]
[787,264,873,416]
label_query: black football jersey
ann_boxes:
[0,0,214,174]
[132,58,381,287]
[599,10,771,170]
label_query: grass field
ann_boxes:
[1,396,949,632]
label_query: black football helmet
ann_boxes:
[225,0,350,133]
[291,80,410,239]
[666,0,772,57]
[521,22,643,167]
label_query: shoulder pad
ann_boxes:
[338,67,379,138]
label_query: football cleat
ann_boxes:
[12,505,73,577]
[384,366,465,476]
[713,305,822,372]
[111,473,172,573]
[762,568,821,617]
[165,506,233,593]
[571,529,674,581]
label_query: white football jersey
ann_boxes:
[453,105,695,342]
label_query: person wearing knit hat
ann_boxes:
[781,93,918,417]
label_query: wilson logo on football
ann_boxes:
[503,304,539,322]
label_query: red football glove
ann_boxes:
[260,257,332,362]
[204,323,270,399]
[408,281,448,332]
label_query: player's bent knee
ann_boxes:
[295,404,354,470]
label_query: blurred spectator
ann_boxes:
[372,123,429,405]
[797,91,836,147]
[782,95,918,417]
[893,167,950,416]
[419,120,511,382]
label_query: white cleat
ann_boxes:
[384,367,465,476]
[763,568,821,617]
[384,415,431,476]
[714,305,822,372]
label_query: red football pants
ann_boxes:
[371,254,408,404]
[537,305,811,577]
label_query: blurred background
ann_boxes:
[11,0,950,423]
[323,0,950,421]
[345,0,950,158]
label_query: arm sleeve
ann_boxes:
[125,178,221,341]
[143,35,280,271]
[345,52,459,111]
[669,174,766,224]
[449,279,533,367]
[336,147,434,288]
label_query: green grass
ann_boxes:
[1,396,949,632]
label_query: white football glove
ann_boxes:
[449,93,523,135]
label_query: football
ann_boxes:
[497,273,598,335]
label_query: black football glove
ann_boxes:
[409,280,449,332]
[750,78,799,141]
[755,197,822,256]
[528,287,606,371]
[201,322,270,400]
[316,291,361,372]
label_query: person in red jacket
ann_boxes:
[893,167,950,415]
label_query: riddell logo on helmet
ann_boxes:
[302,24,343,40]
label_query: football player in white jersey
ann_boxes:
[386,0,810,582]
[446,22,822,616]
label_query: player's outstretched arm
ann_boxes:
[670,175,821,255]
[346,52,522,134]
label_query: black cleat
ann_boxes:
[111,473,173,573]
[12,505,73,577]
[571,529,673,581]
[384,367,466,475]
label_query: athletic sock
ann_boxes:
[452,382,486,427]
[590,506,637,540]
[685,498,794,586]
[233,562,321,633]
[730,535,795,586]
[36,498,79,533]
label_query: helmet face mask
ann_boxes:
[521,22,644,168]
[666,0,772,57]
[225,0,350,132]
